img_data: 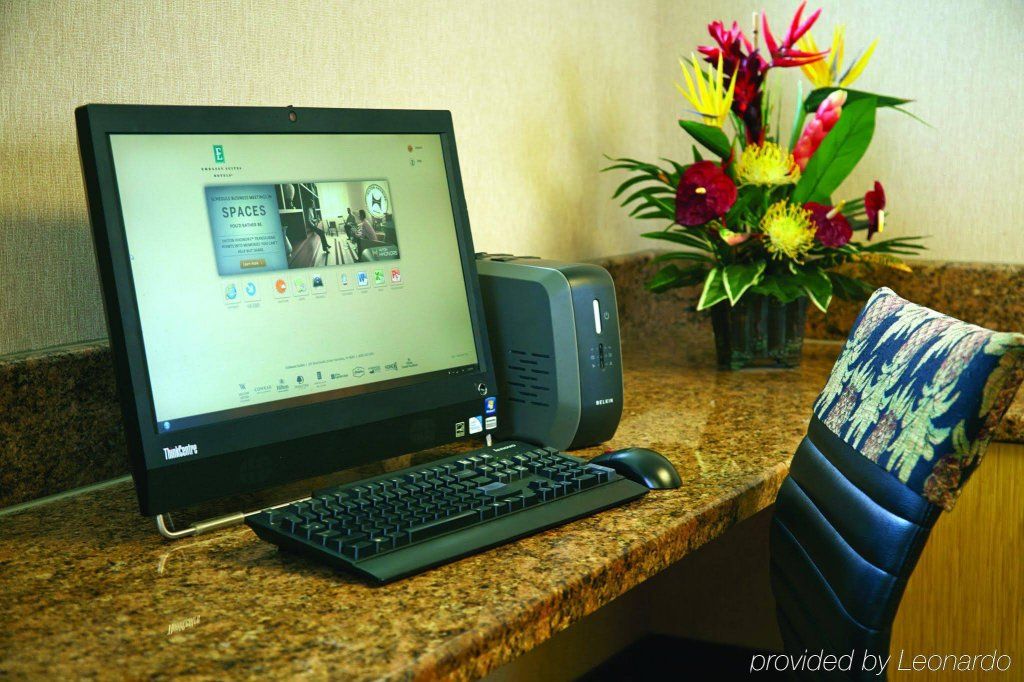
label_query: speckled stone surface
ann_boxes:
[597,252,1024,444]
[0,341,124,507]
[0,337,825,680]
[802,261,1024,342]
[598,251,1024,345]
[1,253,1021,509]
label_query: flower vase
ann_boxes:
[710,295,808,370]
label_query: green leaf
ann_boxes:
[792,98,876,204]
[859,236,928,254]
[803,88,911,112]
[678,120,732,159]
[791,267,833,312]
[620,185,674,209]
[696,267,728,310]
[662,158,689,178]
[828,271,875,301]
[645,264,708,293]
[724,187,758,225]
[691,145,703,163]
[751,276,806,304]
[722,262,766,305]
[632,210,674,221]
[641,229,712,252]
[891,106,932,127]
[652,250,713,265]
[788,81,806,151]
[612,175,656,199]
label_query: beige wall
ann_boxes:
[1,0,1021,356]
[0,0,660,355]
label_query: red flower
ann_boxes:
[699,21,762,74]
[865,181,886,240]
[805,202,852,247]
[762,2,828,68]
[675,161,737,226]
[699,22,770,144]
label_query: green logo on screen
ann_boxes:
[212,145,225,164]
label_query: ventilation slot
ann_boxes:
[504,348,555,407]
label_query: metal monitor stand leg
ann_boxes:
[154,497,307,540]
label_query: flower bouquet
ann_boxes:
[606,3,925,369]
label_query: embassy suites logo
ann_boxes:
[201,144,240,175]
[163,443,199,460]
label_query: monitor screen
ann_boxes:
[109,133,479,434]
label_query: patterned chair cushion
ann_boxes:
[814,287,1024,510]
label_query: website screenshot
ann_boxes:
[110,133,478,431]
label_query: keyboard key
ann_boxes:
[296,522,326,539]
[502,497,524,512]
[575,474,598,489]
[372,536,396,551]
[406,510,477,543]
[274,512,303,532]
[341,541,377,560]
[314,529,342,546]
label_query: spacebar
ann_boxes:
[407,510,478,542]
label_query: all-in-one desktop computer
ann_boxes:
[76,104,651,582]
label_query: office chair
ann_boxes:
[770,288,1024,680]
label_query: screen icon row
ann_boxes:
[224,268,403,303]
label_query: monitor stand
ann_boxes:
[155,498,299,540]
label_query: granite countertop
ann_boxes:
[0,339,1008,679]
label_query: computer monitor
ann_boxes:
[76,105,496,515]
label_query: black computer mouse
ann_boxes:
[591,448,681,490]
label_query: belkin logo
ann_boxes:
[595,398,615,406]
[163,443,198,460]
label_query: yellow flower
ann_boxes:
[797,26,877,88]
[676,53,736,128]
[736,142,800,186]
[762,201,816,261]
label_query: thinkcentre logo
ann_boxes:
[163,443,198,460]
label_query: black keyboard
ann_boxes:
[247,440,648,582]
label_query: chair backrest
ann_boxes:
[770,288,1024,678]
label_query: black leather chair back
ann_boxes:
[770,416,941,679]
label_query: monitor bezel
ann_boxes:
[76,104,496,515]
